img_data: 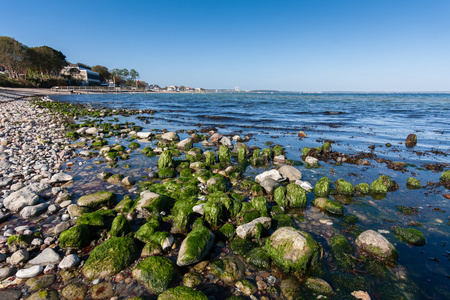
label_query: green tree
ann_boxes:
[130,68,139,81]
[28,46,67,77]
[92,65,111,82]
[0,36,28,79]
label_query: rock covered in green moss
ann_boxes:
[218,145,231,164]
[217,223,236,240]
[157,286,208,300]
[355,183,370,194]
[280,276,301,300]
[405,133,417,147]
[109,214,131,237]
[251,196,269,217]
[235,279,257,296]
[59,224,91,249]
[183,272,203,288]
[158,168,177,179]
[207,175,227,193]
[77,191,116,209]
[356,230,398,261]
[264,227,320,274]
[26,290,59,300]
[393,227,426,246]
[132,256,178,294]
[273,186,287,208]
[128,141,140,149]
[61,282,87,300]
[114,197,134,213]
[273,145,284,156]
[330,234,354,269]
[370,175,393,194]
[440,170,450,183]
[158,150,174,169]
[141,146,155,157]
[246,247,271,269]
[314,177,331,197]
[334,179,354,195]
[82,236,138,279]
[237,146,248,162]
[406,177,421,189]
[312,197,344,216]
[204,151,216,166]
[134,191,168,214]
[305,277,334,295]
[25,274,56,293]
[203,200,223,227]
[210,255,245,284]
[236,217,271,239]
[286,183,307,208]
[75,211,105,227]
[177,225,215,266]
[229,238,256,255]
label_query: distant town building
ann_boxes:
[235,86,240,92]
[61,64,101,86]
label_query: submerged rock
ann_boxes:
[334,179,354,195]
[370,175,394,194]
[312,197,344,216]
[264,227,320,274]
[406,177,421,189]
[356,230,398,261]
[210,255,245,284]
[314,177,330,197]
[393,227,426,246]
[77,191,116,209]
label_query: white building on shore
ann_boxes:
[61,64,101,86]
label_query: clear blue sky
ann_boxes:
[2,0,449,91]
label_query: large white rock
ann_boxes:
[255,169,285,183]
[236,217,271,239]
[305,156,319,165]
[85,127,98,135]
[176,137,193,150]
[161,132,179,141]
[20,203,49,219]
[3,189,39,212]
[26,182,52,195]
[356,230,398,261]
[220,136,232,148]
[135,191,162,213]
[136,132,151,139]
[278,165,302,182]
[27,248,61,266]
[50,173,73,184]
[16,265,43,279]
[58,254,81,269]
[10,249,30,265]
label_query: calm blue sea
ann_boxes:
[53,92,450,299]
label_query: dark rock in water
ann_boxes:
[405,133,417,147]
[393,227,426,246]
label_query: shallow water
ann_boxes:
[53,92,450,299]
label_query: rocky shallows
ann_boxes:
[0,92,446,300]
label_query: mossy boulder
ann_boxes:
[305,277,334,296]
[26,290,59,300]
[134,191,168,215]
[246,247,271,269]
[440,170,450,183]
[114,197,134,213]
[25,274,56,293]
[264,227,320,274]
[393,227,426,246]
[237,146,249,162]
[311,197,344,216]
[216,223,236,241]
[59,224,91,249]
[158,150,174,169]
[128,142,141,149]
[406,177,421,189]
[272,214,296,229]
[251,196,269,217]
[370,175,393,194]
[107,174,124,184]
[183,272,203,288]
[132,256,178,294]
[210,256,245,284]
[109,214,131,237]
[157,286,208,300]
[177,225,215,266]
[142,146,155,157]
[356,230,398,261]
[171,198,197,234]
[203,200,223,227]
[82,236,139,279]
[334,179,354,195]
[405,133,417,147]
[314,177,331,197]
[330,234,354,269]
[158,168,177,179]
[218,145,231,164]
[273,186,287,208]
[75,211,105,227]
[355,183,370,194]
[77,191,116,209]
[286,183,307,208]
[280,276,301,300]
[229,238,256,255]
[235,279,257,296]
[206,175,227,193]
[61,283,87,300]
[204,151,216,166]
[273,145,284,156]
[321,142,332,153]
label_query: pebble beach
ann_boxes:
[0,88,449,300]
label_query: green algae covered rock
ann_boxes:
[61,283,87,300]
[218,145,231,164]
[25,274,56,293]
[274,186,288,208]
[230,238,256,255]
[59,224,91,249]
[207,175,227,193]
[141,146,155,157]
[311,197,344,216]
[393,227,426,246]
[286,183,307,208]
[330,234,354,269]
[203,200,224,228]
[134,191,169,215]
[158,286,208,300]
[370,175,393,194]
[128,141,141,149]
[251,196,269,217]
[183,272,203,288]
[356,230,398,262]
[264,227,320,274]
[272,214,296,229]
[158,150,174,169]
[82,236,139,279]
[77,191,116,209]
[305,277,334,296]
[114,197,134,213]
[109,214,131,237]
[406,177,421,189]
[405,133,417,147]
[75,211,105,227]
[321,142,332,153]
[355,183,370,194]
[314,177,331,197]
[237,146,248,162]
[177,225,215,266]
[273,145,284,156]
[132,256,178,294]
[440,170,450,183]
[235,279,257,296]
[334,179,354,195]
[246,247,271,269]
[216,223,236,241]
[158,168,177,179]
[172,198,197,234]
[210,255,245,284]
[204,151,216,166]
[27,290,59,300]
[280,276,301,300]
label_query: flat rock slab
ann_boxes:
[0,176,13,188]
[27,248,61,266]
[3,189,39,212]
[16,265,43,279]
[49,173,73,183]
[20,203,49,219]
[278,165,302,182]
[0,290,22,300]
